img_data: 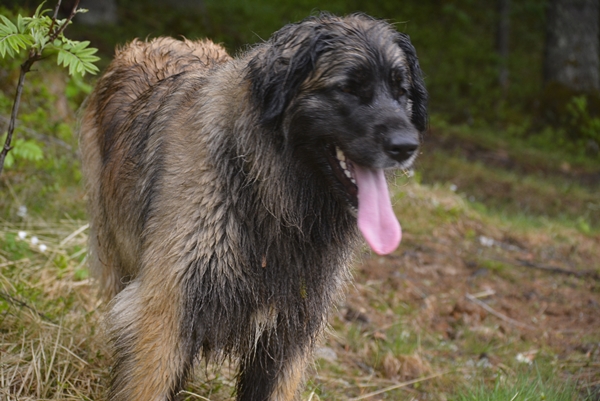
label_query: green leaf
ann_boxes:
[17,14,26,32]
[55,42,100,76]
[12,139,44,162]
[0,32,34,58]
[33,1,49,19]
[0,15,18,33]
[4,151,14,169]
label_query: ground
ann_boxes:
[1,127,599,400]
[297,173,599,400]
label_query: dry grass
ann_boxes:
[0,220,107,401]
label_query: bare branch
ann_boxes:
[48,0,80,44]
[0,60,33,175]
[47,0,63,39]
[0,289,57,324]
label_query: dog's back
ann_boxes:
[95,38,230,119]
[80,38,231,298]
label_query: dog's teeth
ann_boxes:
[340,160,347,170]
[335,147,345,162]
[350,178,356,184]
[344,170,352,179]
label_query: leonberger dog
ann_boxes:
[80,13,427,401]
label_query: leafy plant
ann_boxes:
[565,95,600,145]
[0,0,99,175]
[0,136,43,168]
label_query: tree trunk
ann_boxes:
[544,0,599,92]
[496,0,510,94]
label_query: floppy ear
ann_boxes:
[396,33,428,132]
[248,20,334,128]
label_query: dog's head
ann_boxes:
[248,13,428,255]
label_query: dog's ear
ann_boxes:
[396,33,428,132]
[248,20,334,128]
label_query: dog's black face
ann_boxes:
[291,50,422,209]
[248,13,428,254]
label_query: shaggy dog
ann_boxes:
[80,13,427,401]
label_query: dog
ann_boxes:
[80,13,427,401]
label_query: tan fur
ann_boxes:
[80,38,232,299]
[81,38,242,399]
[270,353,309,401]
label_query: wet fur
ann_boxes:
[80,14,427,401]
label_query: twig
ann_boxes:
[469,289,496,299]
[0,56,37,175]
[348,371,447,401]
[516,258,600,281]
[465,293,534,330]
[46,0,63,39]
[47,0,80,44]
[0,290,57,324]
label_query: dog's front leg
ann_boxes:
[107,279,191,401]
[236,328,310,401]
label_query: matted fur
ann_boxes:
[80,13,427,401]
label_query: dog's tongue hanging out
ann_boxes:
[353,165,402,255]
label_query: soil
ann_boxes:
[339,221,600,398]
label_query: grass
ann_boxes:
[1,173,599,399]
[417,122,600,231]
[2,119,599,399]
[450,368,580,401]
[0,220,107,400]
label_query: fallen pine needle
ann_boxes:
[177,390,212,400]
[348,371,447,400]
[465,293,534,330]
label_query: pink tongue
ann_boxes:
[353,165,402,255]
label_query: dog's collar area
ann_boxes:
[326,144,358,209]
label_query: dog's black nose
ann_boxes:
[384,135,419,163]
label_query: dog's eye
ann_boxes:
[339,83,358,96]
[391,85,407,101]
[391,70,407,99]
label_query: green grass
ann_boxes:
[451,367,579,401]
[418,121,600,232]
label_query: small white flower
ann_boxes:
[31,236,39,245]
[18,231,27,240]
[479,236,495,247]
[17,205,27,218]
[39,244,47,253]
[449,184,458,192]
[516,352,533,365]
